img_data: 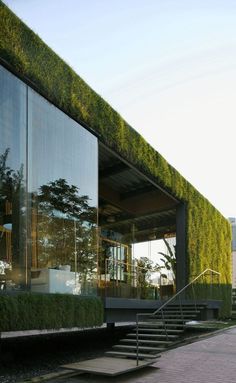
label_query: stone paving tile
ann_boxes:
[49,327,236,383]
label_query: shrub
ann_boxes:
[0,293,103,332]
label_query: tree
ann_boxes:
[158,238,176,285]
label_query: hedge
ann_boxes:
[0,1,232,316]
[0,293,103,332]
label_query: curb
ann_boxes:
[18,369,83,383]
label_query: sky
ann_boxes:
[3,0,236,220]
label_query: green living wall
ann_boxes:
[0,1,232,317]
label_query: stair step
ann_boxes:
[127,333,179,339]
[152,312,199,317]
[120,339,173,345]
[104,302,205,361]
[153,317,195,321]
[139,322,185,328]
[136,328,184,334]
[165,304,205,308]
[165,305,206,310]
[161,307,200,314]
[113,345,165,352]
[161,313,198,317]
[106,351,161,359]
[146,318,186,322]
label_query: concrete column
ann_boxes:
[176,203,187,292]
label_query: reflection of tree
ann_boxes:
[34,178,97,287]
[0,148,24,208]
[38,179,95,221]
[0,148,26,288]
[0,148,98,292]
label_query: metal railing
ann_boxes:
[136,268,220,365]
[99,258,159,299]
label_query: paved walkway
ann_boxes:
[50,327,236,383]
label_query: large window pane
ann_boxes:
[0,65,27,291]
[28,88,98,295]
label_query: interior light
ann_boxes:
[107,216,115,223]
[3,215,12,231]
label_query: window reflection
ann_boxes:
[0,149,26,289]
[100,238,128,282]
[0,64,98,295]
[28,88,98,295]
[0,65,27,291]
[31,178,97,294]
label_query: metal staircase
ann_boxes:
[106,303,204,360]
[106,268,220,365]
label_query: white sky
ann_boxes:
[3,0,236,220]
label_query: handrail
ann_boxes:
[104,257,158,272]
[135,268,220,366]
[152,268,220,315]
[103,257,158,298]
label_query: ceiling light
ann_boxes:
[107,216,115,223]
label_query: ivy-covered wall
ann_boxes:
[0,1,232,317]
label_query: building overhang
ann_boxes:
[99,143,179,243]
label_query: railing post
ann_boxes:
[211,272,213,299]
[161,309,168,340]
[178,294,184,324]
[136,314,139,366]
[204,273,207,301]
[160,273,162,301]
[153,269,220,316]
[191,282,197,313]
[105,258,107,299]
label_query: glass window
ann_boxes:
[28,88,98,295]
[0,65,27,291]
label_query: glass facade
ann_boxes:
[0,64,175,301]
[0,65,98,295]
[0,65,27,290]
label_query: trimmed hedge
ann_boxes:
[0,2,232,316]
[0,293,103,332]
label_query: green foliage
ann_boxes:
[158,238,176,283]
[186,282,232,319]
[136,257,159,299]
[136,257,159,282]
[37,177,97,275]
[0,293,103,331]
[0,1,232,316]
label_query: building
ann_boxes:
[0,1,232,331]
